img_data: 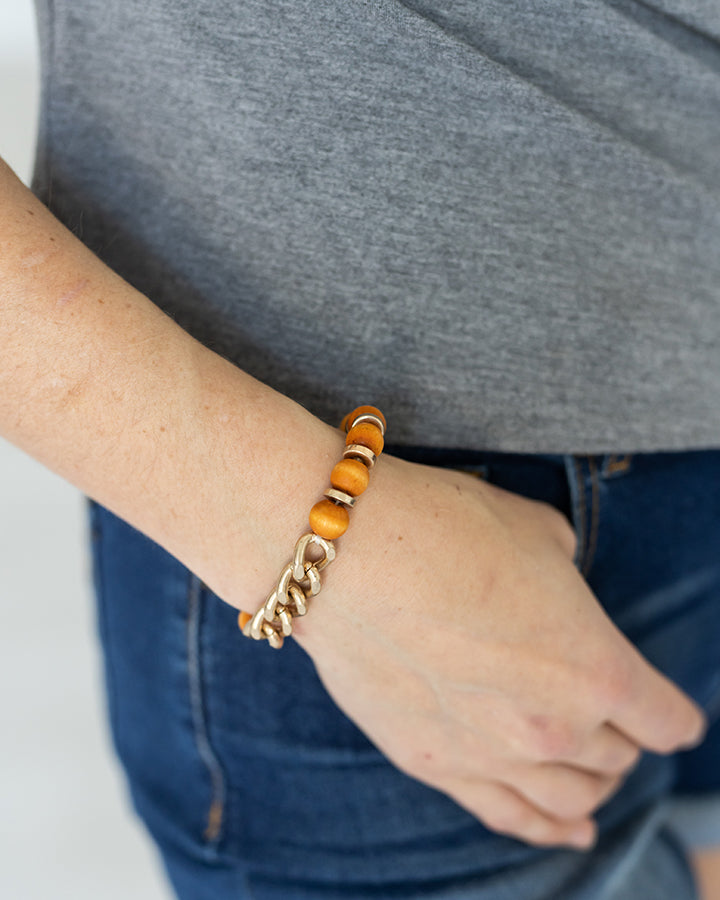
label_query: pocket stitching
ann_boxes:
[187,573,228,853]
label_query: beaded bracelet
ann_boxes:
[238,405,387,649]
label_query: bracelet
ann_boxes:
[238,405,387,649]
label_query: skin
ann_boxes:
[693,849,720,900]
[291,454,707,848]
[0,156,710,856]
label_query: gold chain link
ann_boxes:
[241,532,336,648]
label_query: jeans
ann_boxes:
[87,447,720,899]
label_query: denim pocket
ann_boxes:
[85,499,229,858]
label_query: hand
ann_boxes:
[291,452,707,849]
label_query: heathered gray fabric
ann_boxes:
[32,0,720,452]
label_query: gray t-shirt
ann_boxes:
[32,0,720,452]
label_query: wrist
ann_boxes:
[151,344,346,609]
[237,405,393,649]
[288,448,408,650]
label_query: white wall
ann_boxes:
[0,0,39,182]
[0,3,171,897]
[0,0,38,60]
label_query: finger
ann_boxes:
[557,722,642,776]
[501,762,624,821]
[448,777,597,850]
[456,693,640,779]
[606,641,707,754]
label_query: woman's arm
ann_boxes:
[0,155,706,849]
[0,155,339,608]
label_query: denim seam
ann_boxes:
[88,499,123,755]
[583,456,601,578]
[567,455,588,573]
[187,572,228,856]
[599,802,669,899]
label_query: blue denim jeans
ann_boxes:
[87,448,720,899]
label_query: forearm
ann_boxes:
[0,156,340,607]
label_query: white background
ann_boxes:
[0,2,172,897]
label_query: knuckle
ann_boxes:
[525,716,583,761]
[588,654,635,713]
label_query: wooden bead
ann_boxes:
[346,422,384,456]
[330,458,370,496]
[309,498,350,539]
[341,405,387,433]
[238,610,252,630]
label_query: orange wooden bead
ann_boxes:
[238,610,252,630]
[341,405,387,433]
[330,458,370,496]
[346,422,384,456]
[309,498,350,539]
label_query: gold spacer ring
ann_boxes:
[324,488,356,508]
[349,413,386,436]
[343,444,377,468]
